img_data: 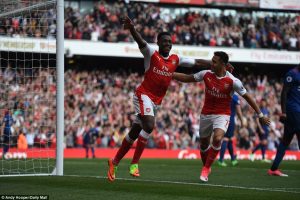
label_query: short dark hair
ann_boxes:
[214,51,229,64]
[157,32,171,41]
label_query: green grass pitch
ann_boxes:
[1,159,299,200]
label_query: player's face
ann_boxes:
[211,55,225,72]
[158,35,172,56]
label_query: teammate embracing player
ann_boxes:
[107,16,210,182]
[173,51,270,182]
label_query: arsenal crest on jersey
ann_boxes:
[172,60,177,65]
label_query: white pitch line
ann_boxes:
[65,174,300,194]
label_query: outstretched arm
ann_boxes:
[121,16,146,49]
[173,72,196,83]
[242,93,270,126]
[236,104,245,127]
[194,59,212,69]
[190,60,234,71]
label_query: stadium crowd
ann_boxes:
[1,66,299,151]
[0,1,299,51]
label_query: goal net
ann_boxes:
[0,0,63,176]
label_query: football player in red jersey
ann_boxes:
[107,16,210,182]
[173,51,270,182]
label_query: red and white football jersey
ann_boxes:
[136,44,194,105]
[194,70,247,115]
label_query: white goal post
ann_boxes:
[0,0,64,176]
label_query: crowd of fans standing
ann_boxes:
[1,66,298,151]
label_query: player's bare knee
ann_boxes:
[212,137,222,148]
[141,120,154,133]
[143,123,154,134]
[141,116,155,133]
[200,143,209,151]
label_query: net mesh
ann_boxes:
[0,0,57,175]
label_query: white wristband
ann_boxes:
[258,112,264,118]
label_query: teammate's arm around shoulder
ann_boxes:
[172,72,196,83]
[194,59,212,69]
[120,16,146,49]
[242,93,271,126]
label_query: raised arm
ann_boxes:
[241,93,270,126]
[121,16,146,49]
[173,72,196,83]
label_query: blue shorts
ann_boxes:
[224,123,234,138]
[259,132,269,140]
[284,111,300,136]
[3,135,10,143]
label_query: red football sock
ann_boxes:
[131,134,148,164]
[200,146,210,166]
[200,150,208,166]
[204,147,220,168]
[113,135,133,165]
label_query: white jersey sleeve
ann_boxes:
[233,78,247,96]
[140,44,156,72]
[193,70,209,82]
[178,56,195,68]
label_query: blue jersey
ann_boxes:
[2,113,14,135]
[3,114,14,129]
[284,67,300,113]
[89,128,99,138]
[225,94,240,137]
[84,128,99,144]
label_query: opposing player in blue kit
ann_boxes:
[268,64,300,177]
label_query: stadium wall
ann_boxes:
[2,148,300,160]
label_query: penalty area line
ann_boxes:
[65,174,300,194]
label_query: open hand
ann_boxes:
[120,16,134,30]
[259,116,271,126]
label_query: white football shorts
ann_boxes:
[133,93,158,125]
[199,114,230,138]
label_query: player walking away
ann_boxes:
[173,51,270,182]
[107,16,210,182]
[268,64,300,177]
[1,110,14,159]
[249,99,271,163]
[218,93,244,167]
